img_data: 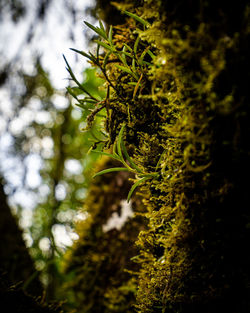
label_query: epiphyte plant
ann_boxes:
[64,11,158,201]
[64,11,155,131]
[69,11,155,96]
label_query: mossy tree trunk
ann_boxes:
[89,1,250,312]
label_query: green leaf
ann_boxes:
[91,150,121,161]
[70,48,95,61]
[63,54,73,75]
[89,52,98,63]
[118,50,133,58]
[123,11,151,27]
[99,20,105,32]
[127,176,150,202]
[147,49,156,59]
[108,25,113,43]
[74,102,87,109]
[66,87,79,100]
[120,46,128,66]
[82,98,98,104]
[127,82,137,86]
[63,54,99,101]
[103,51,112,68]
[117,124,125,160]
[141,60,153,66]
[120,133,142,173]
[115,64,138,80]
[93,167,129,178]
[138,46,151,65]
[132,58,136,73]
[112,140,118,156]
[123,43,133,53]
[134,35,140,54]
[64,56,84,86]
[95,40,114,52]
[116,125,135,172]
[70,86,90,96]
[84,21,107,40]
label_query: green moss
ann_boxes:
[68,1,250,312]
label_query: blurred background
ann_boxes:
[0,0,105,299]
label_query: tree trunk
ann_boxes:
[0,182,41,295]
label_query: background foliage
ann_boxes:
[0,0,102,303]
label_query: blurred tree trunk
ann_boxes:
[0,181,42,296]
[0,181,64,312]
